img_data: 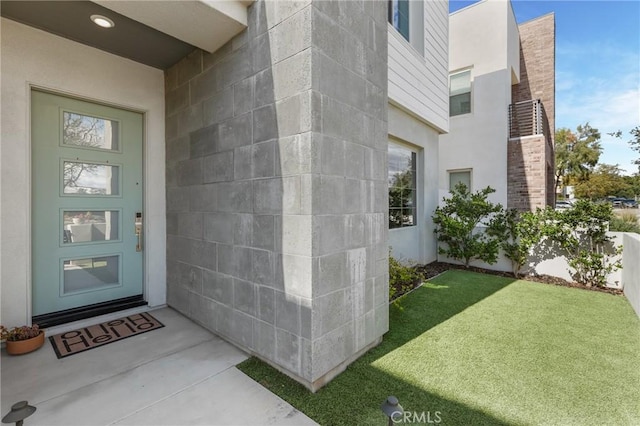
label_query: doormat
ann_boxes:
[49,312,164,359]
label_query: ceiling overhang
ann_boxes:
[93,0,250,54]
[1,1,252,70]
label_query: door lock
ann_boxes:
[135,212,143,252]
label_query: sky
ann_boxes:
[450,0,640,175]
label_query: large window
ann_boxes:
[389,143,417,229]
[449,170,471,191]
[450,70,471,116]
[388,0,410,42]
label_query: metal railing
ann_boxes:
[508,99,551,145]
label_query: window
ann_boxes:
[389,0,410,42]
[450,70,471,116]
[449,170,471,191]
[388,143,417,228]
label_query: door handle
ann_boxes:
[135,212,143,252]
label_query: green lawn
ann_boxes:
[238,270,640,425]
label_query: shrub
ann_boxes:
[609,212,640,233]
[389,254,422,301]
[488,209,543,277]
[433,184,503,267]
[539,200,622,287]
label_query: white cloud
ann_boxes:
[555,62,639,175]
[557,83,639,129]
[555,70,576,92]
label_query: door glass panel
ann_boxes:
[63,161,120,195]
[63,210,119,244]
[63,255,120,294]
[63,112,119,151]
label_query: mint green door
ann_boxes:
[31,90,144,316]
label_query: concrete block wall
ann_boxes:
[508,13,556,211]
[164,0,388,391]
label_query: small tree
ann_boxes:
[539,200,622,287]
[555,124,602,194]
[488,209,542,277]
[433,184,503,267]
[611,126,640,174]
[573,164,631,200]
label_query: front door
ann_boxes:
[31,90,144,317]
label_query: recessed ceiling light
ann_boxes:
[90,15,115,28]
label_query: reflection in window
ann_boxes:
[63,161,119,195]
[63,255,119,294]
[449,170,471,191]
[388,0,410,41]
[63,210,119,244]
[450,70,471,116]
[388,143,417,229]
[63,112,119,151]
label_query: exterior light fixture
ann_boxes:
[2,401,36,426]
[381,396,403,426]
[90,14,115,28]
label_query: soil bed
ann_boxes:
[411,261,624,296]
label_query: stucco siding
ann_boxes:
[449,0,510,74]
[507,2,521,83]
[623,233,640,318]
[440,0,521,207]
[439,68,511,206]
[388,104,439,265]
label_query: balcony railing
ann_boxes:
[508,99,551,145]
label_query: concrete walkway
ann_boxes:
[1,308,316,426]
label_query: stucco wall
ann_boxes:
[439,230,626,289]
[439,68,512,206]
[448,0,511,75]
[388,105,439,265]
[622,233,640,318]
[440,0,516,206]
[0,18,166,327]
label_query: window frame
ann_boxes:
[388,0,410,42]
[388,141,418,229]
[449,69,472,117]
[448,169,472,192]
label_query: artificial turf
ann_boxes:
[238,270,640,425]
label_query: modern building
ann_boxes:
[439,0,555,211]
[1,0,448,391]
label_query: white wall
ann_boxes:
[439,0,519,207]
[622,233,640,318]
[388,0,449,133]
[1,18,166,326]
[439,230,626,289]
[506,1,521,84]
[533,232,623,287]
[448,0,512,76]
[388,105,440,264]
